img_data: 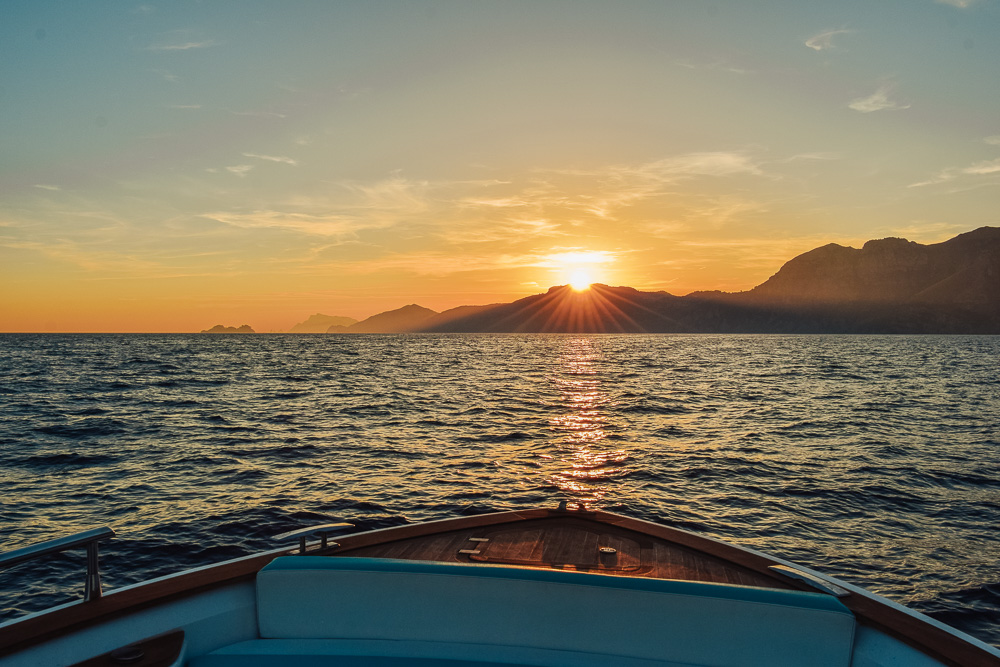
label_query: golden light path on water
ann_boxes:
[547,337,629,503]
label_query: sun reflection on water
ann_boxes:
[547,338,628,503]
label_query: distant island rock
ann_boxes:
[200,324,255,333]
[288,313,358,333]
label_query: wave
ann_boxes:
[0,333,997,648]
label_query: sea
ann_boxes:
[1,333,998,647]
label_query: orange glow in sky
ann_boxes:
[2,2,996,332]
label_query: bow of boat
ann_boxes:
[1,506,998,667]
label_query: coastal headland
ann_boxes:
[203,227,1000,335]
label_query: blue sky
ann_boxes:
[2,1,998,331]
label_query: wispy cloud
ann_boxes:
[935,0,979,8]
[585,151,767,209]
[629,152,765,178]
[672,196,768,229]
[805,29,853,51]
[675,59,749,75]
[335,177,435,216]
[147,40,219,52]
[226,165,254,177]
[452,152,771,238]
[195,153,777,280]
[964,158,1000,175]
[151,69,180,83]
[459,196,530,209]
[202,210,363,237]
[33,184,61,191]
[170,104,201,110]
[202,176,442,238]
[913,135,1000,186]
[230,110,287,119]
[849,84,910,113]
[909,158,1000,187]
[439,153,776,248]
[243,152,298,166]
[0,206,187,277]
[782,152,843,162]
[445,217,563,244]
[339,251,517,276]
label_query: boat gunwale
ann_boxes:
[589,510,1000,667]
[1,507,997,667]
[0,509,550,657]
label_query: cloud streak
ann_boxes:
[805,29,853,51]
[201,176,445,238]
[243,152,298,166]
[226,165,254,177]
[849,84,910,113]
[230,110,287,119]
[202,210,364,237]
[909,158,1000,187]
[675,59,749,75]
[147,40,219,52]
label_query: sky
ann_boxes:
[2,0,999,332]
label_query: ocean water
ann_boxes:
[1,333,998,646]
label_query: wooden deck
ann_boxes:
[334,513,790,589]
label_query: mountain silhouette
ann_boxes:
[747,226,1000,308]
[289,227,998,334]
[288,313,358,333]
[331,304,439,333]
[420,285,675,333]
[416,227,1000,334]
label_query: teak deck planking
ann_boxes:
[334,515,788,589]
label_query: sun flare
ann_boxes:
[569,269,593,291]
[542,250,615,292]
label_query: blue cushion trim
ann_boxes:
[261,556,850,614]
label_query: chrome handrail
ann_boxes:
[0,526,116,602]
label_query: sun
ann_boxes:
[542,250,614,292]
[569,269,593,291]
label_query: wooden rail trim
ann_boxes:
[0,549,284,658]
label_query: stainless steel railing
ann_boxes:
[0,527,116,602]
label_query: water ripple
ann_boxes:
[0,333,997,648]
